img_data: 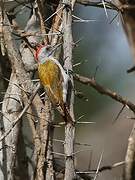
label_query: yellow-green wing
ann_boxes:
[38,60,63,106]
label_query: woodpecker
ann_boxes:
[35,45,73,123]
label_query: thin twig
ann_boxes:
[44,5,64,23]
[74,73,135,113]
[112,104,125,124]
[76,161,125,174]
[36,0,48,43]
[93,151,103,180]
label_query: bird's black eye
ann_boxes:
[46,45,52,51]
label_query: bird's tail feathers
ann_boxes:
[57,103,75,125]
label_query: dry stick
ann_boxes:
[42,3,65,180]
[99,161,125,172]
[0,83,40,143]
[74,73,135,113]
[49,3,63,46]
[34,2,60,180]
[63,1,75,180]
[74,72,135,180]
[0,1,6,56]
[54,159,124,179]
[73,72,135,180]
[18,7,45,180]
[22,92,40,158]
[76,161,125,174]
[54,158,92,180]
[18,3,54,179]
[1,5,22,180]
[13,31,61,38]
[93,151,103,180]
[37,4,65,179]
[25,106,37,143]
[31,94,50,180]
[2,10,35,180]
[112,0,135,179]
[124,125,135,180]
[3,12,51,180]
[36,0,49,44]
[45,108,55,180]
[0,72,23,180]
[44,5,64,23]
[35,98,52,180]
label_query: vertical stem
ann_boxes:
[118,1,135,179]
[63,1,75,180]
[0,72,22,180]
[46,125,55,180]
[35,98,51,180]
[124,125,135,180]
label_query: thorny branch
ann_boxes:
[76,161,125,174]
[2,10,53,180]
[63,0,75,180]
[1,0,135,180]
[74,73,135,113]
[0,72,22,180]
[0,83,40,143]
[54,158,124,179]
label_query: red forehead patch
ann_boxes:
[35,45,46,61]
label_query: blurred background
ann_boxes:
[54,4,135,180]
[2,1,135,179]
